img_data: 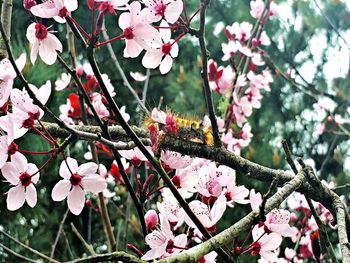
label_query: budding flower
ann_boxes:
[145,209,158,232]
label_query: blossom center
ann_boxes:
[161,42,172,55]
[58,6,69,17]
[250,242,261,256]
[155,2,167,17]
[7,142,18,155]
[123,27,134,40]
[19,172,32,187]
[70,173,82,186]
[35,23,48,40]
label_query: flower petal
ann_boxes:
[59,157,78,179]
[77,162,98,176]
[7,184,25,211]
[52,179,71,201]
[82,175,107,193]
[25,184,37,208]
[67,186,85,215]
[1,162,19,185]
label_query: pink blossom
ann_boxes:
[142,213,187,260]
[118,2,161,58]
[10,81,51,137]
[142,0,183,23]
[250,226,283,262]
[250,189,262,211]
[161,150,192,169]
[250,0,278,19]
[185,195,227,229]
[30,0,78,23]
[151,108,167,124]
[130,71,148,81]
[198,251,218,263]
[315,123,325,135]
[119,146,153,167]
[89,93,110,119]
[55,72,71,91]
[157,197,185,228]
[224,173,250,207]
[225,22,253,43]
[208,60,234,95]
[1,153,39,210]
[334,114,345,125]
[26,23,63,65]
[172,166,199,196]
[0,53,26,108]
[142,20,179,74]
[51,157,107,215]
[196,162,227,198]
[94,0,129,12]
[265,209,296,237]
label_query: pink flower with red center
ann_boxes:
[160,150,192,170]
[119,146,153,167]
[157,197,185,229]
[118,1,162,58]
[51,157,107,215]
[30,0,78,23]
[9,81,51,138]
[94,0,129,14]
[142,20,179,74]
[142,213,187,260]
[250,226,282,262]
[142,0,183,24]
[208,60,234,95]
[1,153,39,211]
[184,194,227,229]
[26,23,63,65]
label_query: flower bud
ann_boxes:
[145,210,158,232]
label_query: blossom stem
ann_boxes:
[96,34,125,47]
[182,0,189,24]
[32,126,56,146]
[67,16,90,40]
[18,149,52,155]
[30,156,54,177]
[38,119,58,147]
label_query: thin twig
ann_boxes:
[102,29,148,113]
[51,208,70,258]
[198,0,221,147]
[0,229,59,263]
[70,223,96,256]
[0,242,38,263]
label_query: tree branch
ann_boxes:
[0,0,12,59]
[64,251,144,263]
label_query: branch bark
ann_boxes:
[0,0,12,59]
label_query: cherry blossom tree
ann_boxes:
[0,0,349,262]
